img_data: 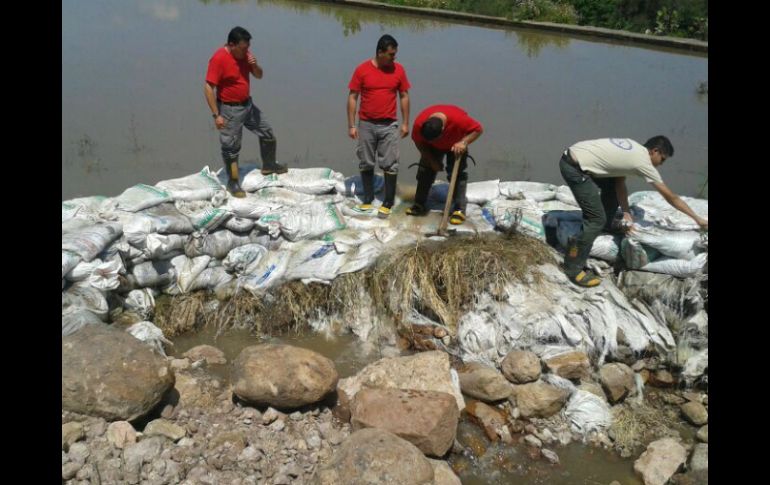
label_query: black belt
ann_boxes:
[220,98,250,106]
[362,118,397,125]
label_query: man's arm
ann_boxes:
[204,82,225,130]
[399,91,410,138]
[614,177,633,228]
[347,90,359,140]
[247,52,263,79]
[650,181,708,229]
[451,127,483,156]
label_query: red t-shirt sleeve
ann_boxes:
[348,65,363,92]
[462,114,483,134]
[205,53,223,86]
[398,66,411,93]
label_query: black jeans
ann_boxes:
[559,154,619,276]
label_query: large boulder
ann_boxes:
[350,388,459,457]
[510,380,569,418]
[312,428,435,485]
[232,344,338,408]
[544,351,591,380]
[599,363,635,403]
[337,351,465,421]
[62,325,174,421]
[457,363,512,402]
[634,437,687,485]
[501,350,541,384]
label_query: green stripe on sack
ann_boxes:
[135,184,169,198]
[196,208,223,229]
[322,168,332,179]
[200,170,222,189]
[325,203,345,229]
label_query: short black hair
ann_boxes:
[227,26,252,45]
[421,117,443,141]
[643,135,674,158]
[376,34,398,54]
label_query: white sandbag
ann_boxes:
[62,251,81,279]
[223,243,268,273]
[226,194,284,219]
[681,348,708,384]
[130,260,177,288]
[139,203,195,233]
[322,228,376,253]
[629,191,708,231]
[61,222,123,262]
[174,199,232,232]
[249,187,316,207]
[126,321,173,356]
[124,289,155,319]
[62,283,109,321]
[240,248,293,291]
[170,254,211,293]
[538,200,584,212]
[184,267,234,292]
[114,184,171,212]
[88,258,123,291]
[242,167,345,195]
[185,230,253,259]
[639,253,708,278]
[62,310,104,337]
[62,196,110,222]
[499,181,557,202]
[627,223,705,260]
[340,174,384,197]
[563,390,612,434]
[144,233,188,260]
[224,216,256,233]
[257,202,346,241]
[467,180,501,204]
[555,185,579,206]
[484,198,545,239]
[155,167,224,201]
[620,238,660,270]
[284,241,349,282]
[338,239,385,275]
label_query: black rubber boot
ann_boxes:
[224,159,246,198]
[360,170,375,205]
[259,138,288,175]
[406,165,436,216]
[378,171,398,219]
[451,172,468,214]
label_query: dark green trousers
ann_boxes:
[559,155,619,277]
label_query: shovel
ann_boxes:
[436,151,463,236]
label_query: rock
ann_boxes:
[337,351,465,422]
[238,445,262,462]
[270,419,286,432]
[170,358,190,371]
[649,369,676,388]
[232,344,338,408]
[350,388,459,457]
[541,448,559,464]
[209,431,247,452]
[68,442,90,464]
[696,425,708,443]
[62,325,175,421]
[501,350,541,384]
[457,363,512,402]
[183,345,227,365]
[544,351,590,380]
[62,462,81,480]
[682,391,704,403]
[465,400,508,442]
[123,437,165,484]
[634,437,687,485]
[661,393,686,405]
[427,458,462,485]
[262,407,282,425]
[599,363,635,403]
[690,443,708,473]
[312,428,434,485]
[510,381,569,418]
[107,421,137,449]
[577,381,606,400]
[144,418,186,442]
[62,422,85,451]
[524,434,543,448]
[680,401,708,426]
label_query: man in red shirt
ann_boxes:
[205,26,287,198]
[407,105,483,224]
[347,34,411,218]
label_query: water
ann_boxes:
[62,0,707,201]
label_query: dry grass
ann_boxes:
[159,233,556,338]
[610,401,680,454]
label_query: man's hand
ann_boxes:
[451,140,468,157]
[622,211,634,234]
[696,217,708,230]
[400,123,409,138]
[247,52,257,67]
[348,126,358,140]
[214,115,226,130]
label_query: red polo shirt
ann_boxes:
[412,105,483,151]
[348,60,410,121]
[206,47,251,103]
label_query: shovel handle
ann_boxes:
[438,152,463,236]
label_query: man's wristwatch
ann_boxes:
[212,113,219,119]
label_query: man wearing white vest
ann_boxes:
[559,136,708,287]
